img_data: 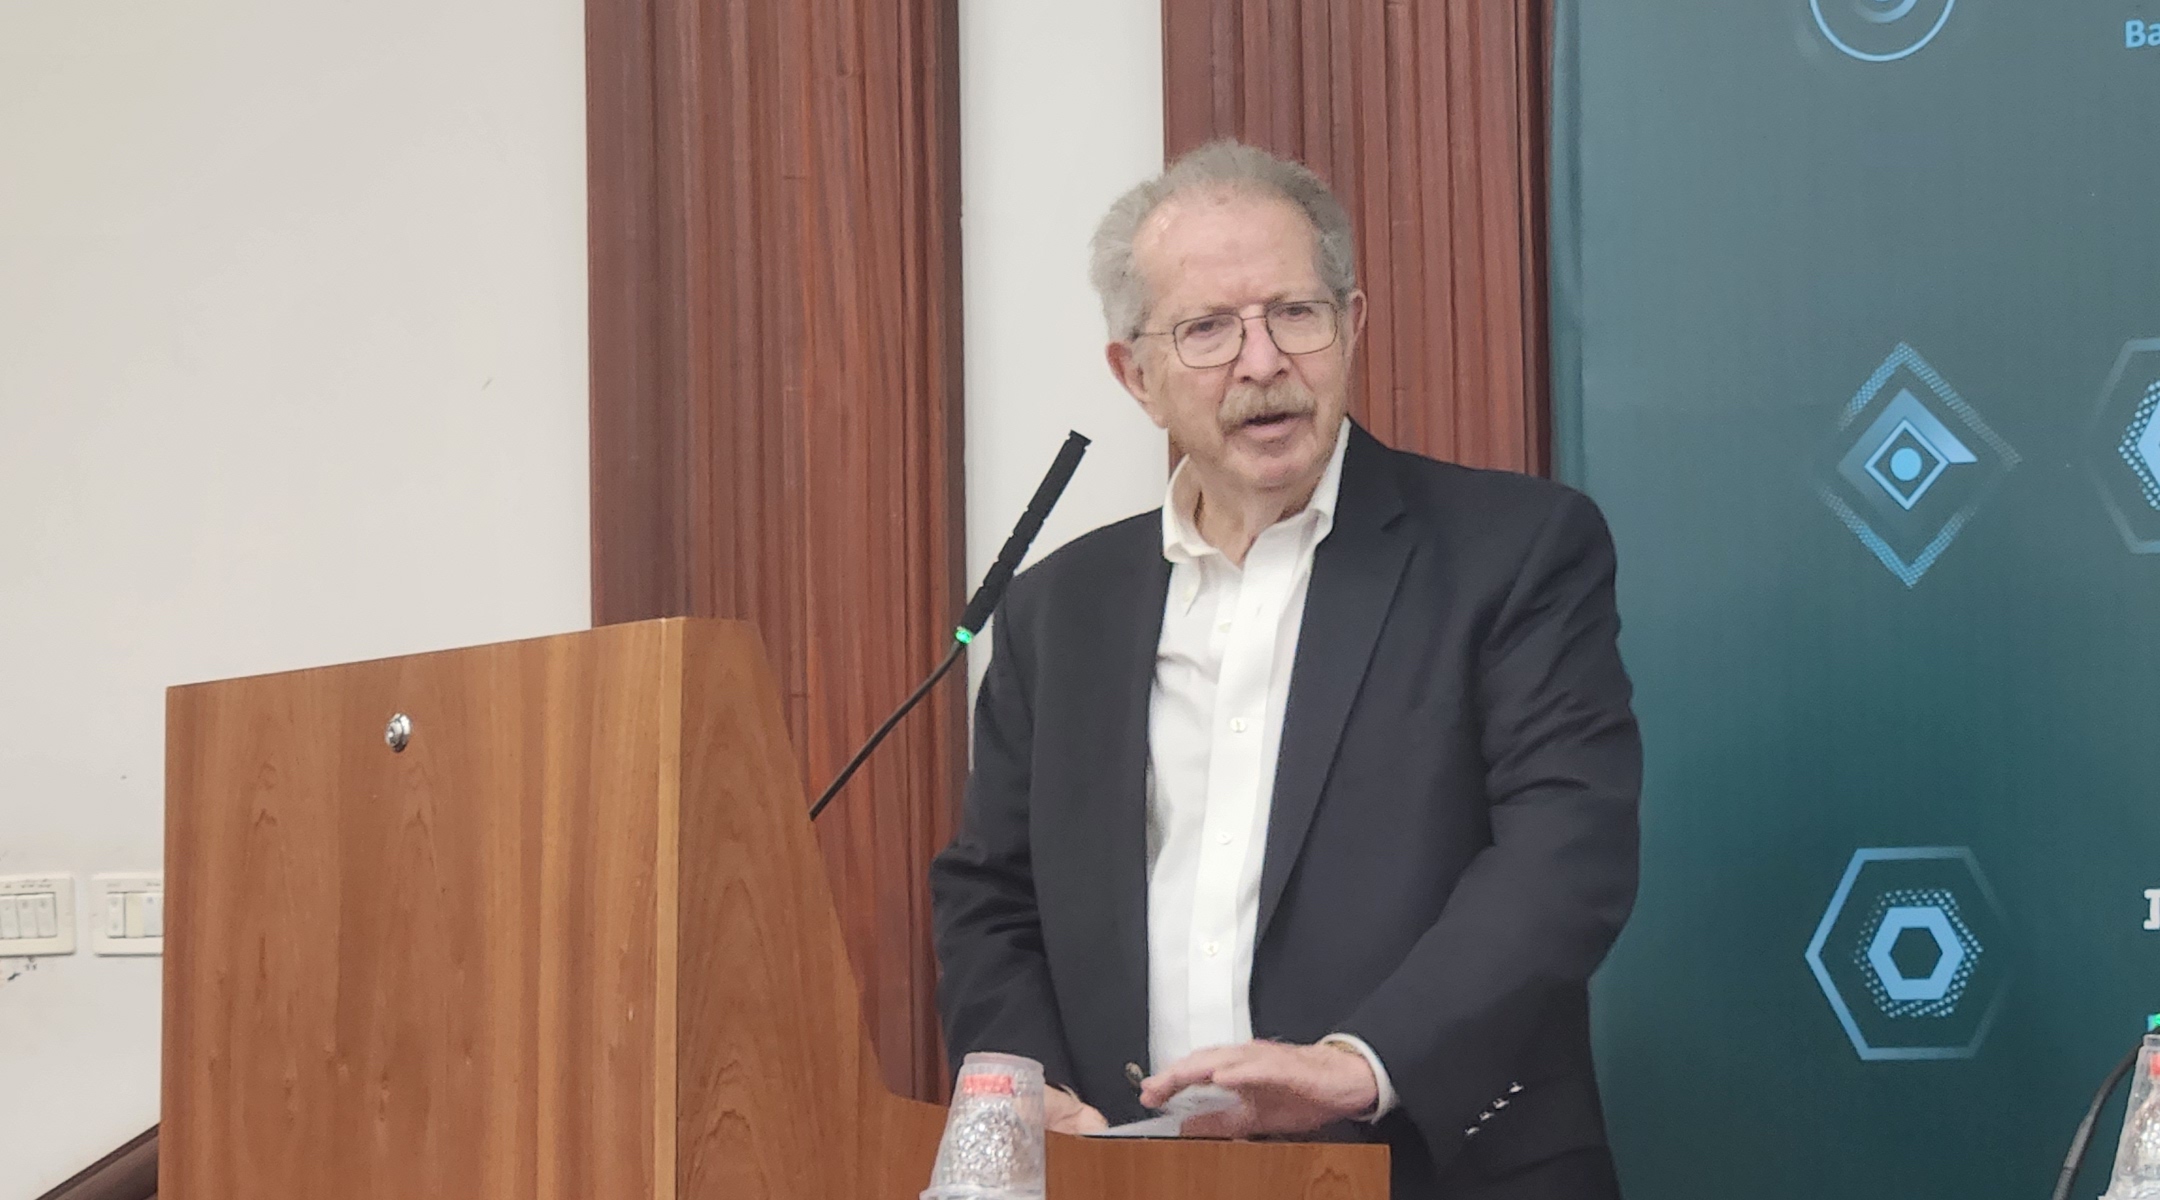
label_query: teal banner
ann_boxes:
[1551,3,2160,1196]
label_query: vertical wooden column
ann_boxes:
[585,0,964,1101]
[1163,0,1552,475]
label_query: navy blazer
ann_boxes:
[930,424,1641,1198]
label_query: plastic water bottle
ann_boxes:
[2104,1035,2160,1200]
[921,1052,1048,1200]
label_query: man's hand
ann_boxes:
[1045,1085,1109,1135]
[1139,1040,1378,1139]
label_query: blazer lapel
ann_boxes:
[1256,427,1412,941]
[1060,525,1169,1076]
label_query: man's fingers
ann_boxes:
[1141,1041,1320,1107]
[1139,1046,1246,1106]
[1044,1085,1111,1136]
[1136,1042,1359,1140]
[1049,1103,1109,1135]
[1054,1105,1105,1130]
[1176,1108,1253,1140]
[1208,1055,1300,1093]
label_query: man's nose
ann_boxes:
[1231,312,1288,383]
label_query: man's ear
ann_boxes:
[1107,340,1170,430]
[1342,289,1369,356]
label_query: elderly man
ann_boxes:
[929,141,1640,1199]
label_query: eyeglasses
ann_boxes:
[1133,299,1341,370]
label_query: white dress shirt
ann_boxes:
[1144,418,1396,1116]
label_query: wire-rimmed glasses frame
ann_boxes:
[1131,298,1342,370]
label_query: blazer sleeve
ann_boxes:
[1336,488,1642,1155]
[927,579,1081,1091]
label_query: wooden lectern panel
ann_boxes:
[675,621,884,1194]
[164,622,680,1200]
[164,620,1386,1199]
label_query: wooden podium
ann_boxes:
[161,619,1386,1199]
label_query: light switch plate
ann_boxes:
[0,874,77,957]
[91,872,162,956]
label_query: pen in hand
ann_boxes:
[1125,1061,1154,1110]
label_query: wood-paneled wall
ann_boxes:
[1164,0,1553,475]
[585,0,963,1101]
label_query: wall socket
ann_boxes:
[90,873,163,956]
[0,874,78,957]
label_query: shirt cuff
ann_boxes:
[1319,1033,1399,1121]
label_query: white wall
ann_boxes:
[0,1,1157,1190]
[0,0,591,1193]
[959,0,1169,689]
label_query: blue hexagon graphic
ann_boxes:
[1854,889,1980,1018]
[1805,847,2009,1061]
[1867,905,1965,1002]
[2084,338,2160,553]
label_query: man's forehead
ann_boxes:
[1136,189,1313,262]
[1135,189,1324,312]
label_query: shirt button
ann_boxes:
[1215,832,1233,846]
[1229,718,1247,733]
[1204,941,1221,957]
[1216,620,1232,632]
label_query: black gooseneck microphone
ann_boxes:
[807,430,1091,821]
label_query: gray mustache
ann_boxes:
[1219,383,1316,430]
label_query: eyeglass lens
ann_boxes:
[1173,301,1336,368]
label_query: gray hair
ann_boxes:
[1087,140,1357,342]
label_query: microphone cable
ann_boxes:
[2051,1016,2160,1200]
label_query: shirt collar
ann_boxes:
[1160,416,1352,565]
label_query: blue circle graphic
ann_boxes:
[1811,0,1955,62]
[1890,448,1924,481]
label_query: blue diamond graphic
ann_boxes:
[1863,418,1952,510]
[2118,381,2160,513]
[1817,345,2016,587]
